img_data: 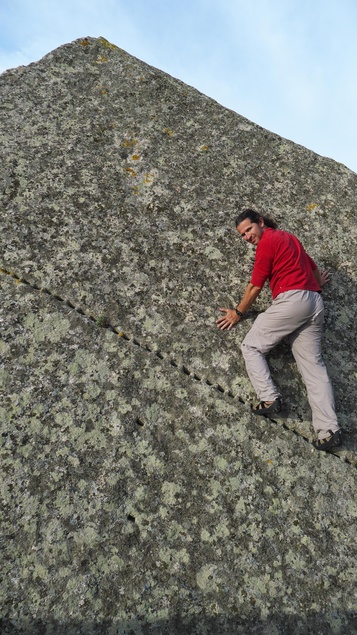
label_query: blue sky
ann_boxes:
[1,0,357,173]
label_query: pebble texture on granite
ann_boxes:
[0,37,356,634]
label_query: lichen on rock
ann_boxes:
[1,36,357,634]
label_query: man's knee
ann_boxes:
[241,339,253,360]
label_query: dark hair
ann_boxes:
[235,208,278,230]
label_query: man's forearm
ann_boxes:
[237,283,262,314]
[216,283,263,331]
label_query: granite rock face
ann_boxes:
[0,37,356,634]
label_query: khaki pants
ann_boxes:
[241,290,339,439]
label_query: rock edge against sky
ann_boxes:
[0,36,356,634]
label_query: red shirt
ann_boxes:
[250,228,321,299]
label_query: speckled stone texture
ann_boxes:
[0,37,356,634]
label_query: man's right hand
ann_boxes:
[216,308,241,331]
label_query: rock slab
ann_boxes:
[0,36,357,634]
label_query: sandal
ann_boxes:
[251,398,282,416]
[313,430,342,452]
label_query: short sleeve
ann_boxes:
[250,241,273,288]
[306,252,317,270]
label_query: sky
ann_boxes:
[1,0,357,173]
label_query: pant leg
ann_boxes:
[241,313,282,402]
[241,290,318,402]
[290,296,339,438]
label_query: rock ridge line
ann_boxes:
[1,266,354,468]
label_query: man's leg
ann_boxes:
[241,290,317,402]
[290,302,340,439]
[241,313,282,402]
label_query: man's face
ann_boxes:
[237,217,265,246]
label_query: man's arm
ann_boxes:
[216,283,262,331]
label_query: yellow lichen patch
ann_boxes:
[96,55,108,64]
[131,154,140,161]
[307,203,318,211]
[100,89,108,95]
[80,40,91,47]
[133,186,139,195]
[200,145,209,151]
[98,37,120,51]
[164,128,174,137]
[145,173,156,183]
[125,168,137,177]
[121,139,137,148]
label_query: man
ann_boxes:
[216,208,342,453]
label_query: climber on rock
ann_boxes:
[216,208,342,453]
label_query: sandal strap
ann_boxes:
[316,430,334,444]
[314,429,342,451]
[255,401,274,410]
